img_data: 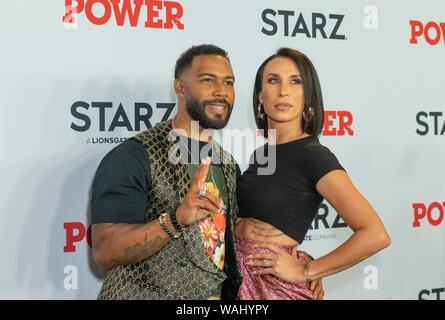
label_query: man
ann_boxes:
[91,44,323,299]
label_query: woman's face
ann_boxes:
[259,56,305,129]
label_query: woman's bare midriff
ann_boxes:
[234,217,300,248]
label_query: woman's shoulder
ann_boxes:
[301,136,336,158]
[300,137,345,184]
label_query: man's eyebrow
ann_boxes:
[198,73,216,78]
[198,73,235,80]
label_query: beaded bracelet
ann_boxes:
[159,213,181,239]
[170,210,185,233]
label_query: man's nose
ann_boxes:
[213,81,229,98]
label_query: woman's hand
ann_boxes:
[296,251,324,300]
[246,242,306,284]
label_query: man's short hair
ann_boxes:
[174,44,230,79]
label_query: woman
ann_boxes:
[234,48,391,300]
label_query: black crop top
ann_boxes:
[236,136,345,244]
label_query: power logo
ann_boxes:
[63,222,92,290]
[322,110,354,136]
[410,20,445,45]
[62,0,184,29]
[412,202,445,227]
[64,222,92,252]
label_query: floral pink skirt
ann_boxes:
[235,235,313,300]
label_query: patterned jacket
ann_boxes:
[98,120,242,300]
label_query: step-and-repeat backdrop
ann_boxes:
[1,0,444,300]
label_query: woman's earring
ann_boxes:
[258,103,265,120]
[303,106,314,122]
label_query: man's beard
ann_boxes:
[186,96,233,130]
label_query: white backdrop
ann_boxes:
[0,0,444,300]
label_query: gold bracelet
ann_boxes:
[159,213,181,239]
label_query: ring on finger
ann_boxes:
[263,259,270,268]
[198,183,207,199]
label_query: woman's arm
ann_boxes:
[248,169,390,284]
[305,169,391,281]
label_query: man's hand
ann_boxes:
[175,157,225,226]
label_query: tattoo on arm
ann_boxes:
[111,232,169,268]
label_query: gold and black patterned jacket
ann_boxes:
[98,120,242,300]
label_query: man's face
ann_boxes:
[182,55,235,129]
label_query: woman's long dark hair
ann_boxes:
[253,48,325,138]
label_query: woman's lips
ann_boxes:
[274,103,292,110]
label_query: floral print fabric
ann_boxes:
[198,181,226,270]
